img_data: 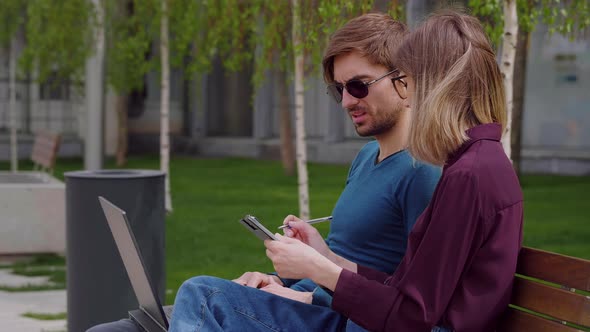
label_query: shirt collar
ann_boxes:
[445,123,503,168]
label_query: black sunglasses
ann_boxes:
[327,69,397,103]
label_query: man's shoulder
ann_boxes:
[351,140,379,165]
[358,140,379,154]
[386,151,439,175]
[410,159,442,176]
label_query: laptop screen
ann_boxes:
[98,196,169,329]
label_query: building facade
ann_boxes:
[1,23,589,174]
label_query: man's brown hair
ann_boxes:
[322,13,408,83]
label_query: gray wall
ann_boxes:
[521,25,590,174]
[184,61,369,164]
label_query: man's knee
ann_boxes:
[180,275,226,291]
[85,318,142,332]
[177,275,238,301]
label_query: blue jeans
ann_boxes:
[168,276,452,332]
[169,276,346,331]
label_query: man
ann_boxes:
[235,12,440,306]
[88,12,440,332]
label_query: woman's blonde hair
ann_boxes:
[396,10,506,165]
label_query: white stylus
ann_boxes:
[278,216,333,229]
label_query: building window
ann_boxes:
[40,72,70,100]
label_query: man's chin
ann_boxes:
[356,124,392,137]
[355,128,373,137]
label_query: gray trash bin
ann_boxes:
[64,170,166,332]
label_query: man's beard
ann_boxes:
[354,106,401,137]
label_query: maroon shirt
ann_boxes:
[332,123,523,332]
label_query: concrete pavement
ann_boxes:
[0,269,67,332]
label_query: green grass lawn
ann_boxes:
[519,175,590,258]
[49,156,346,304]
[5,155,590,304]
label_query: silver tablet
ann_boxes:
[239,215,277,241]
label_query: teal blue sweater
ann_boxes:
[281,142,441,306]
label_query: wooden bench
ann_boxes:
[498,246,590,331]
[31,131,61,174]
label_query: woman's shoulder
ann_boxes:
[445,143,523,212]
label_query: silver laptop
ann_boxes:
[99,196,173,332]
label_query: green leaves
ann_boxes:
[246,0,379,87]
[0,0,25,45]
[469,0,504,45]
[469,0,590,45]
[0,0,409,93]
[20,0,95,85]
[0,0,94,84]
[104,0,158,93]
[300,0,376,70]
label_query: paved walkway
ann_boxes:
[0,269,67,332]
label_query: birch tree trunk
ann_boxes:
[85,0,105,170]
[160,0,172,212]
[290,0,310,220]
[500,0,518,160]
[9,36,18,172]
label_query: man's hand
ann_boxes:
[260,278,313,304]
[265,234,342,291]
[281,215,358,274]
[265,234,330,280]
[281,215,331,258]
[232,271,283,288]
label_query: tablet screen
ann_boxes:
[239,215,277,241]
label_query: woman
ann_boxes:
[169,10,523,332]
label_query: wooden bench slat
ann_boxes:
[517,247,590,292]
[502,247,590,331]
[498,308,584,332]
[510,277,590,327]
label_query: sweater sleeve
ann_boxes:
[288,278,317,292]
[332,174,483,332]
[356,265,390,283]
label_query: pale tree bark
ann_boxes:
[500,0,518,160]
[9,36,18,172]
[276,68,295,176]
[85,0,105,170]
[115,94,128,167]
[160,0,172,212]
[290,0,310,220]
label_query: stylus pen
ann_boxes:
[278,216,333,229]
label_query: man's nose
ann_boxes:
[341,89,359,109]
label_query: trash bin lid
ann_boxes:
[64,169,165,179]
